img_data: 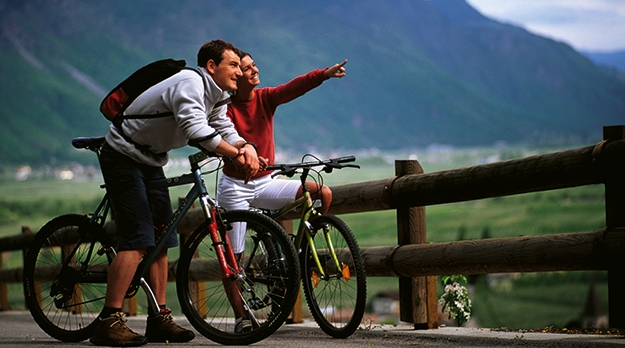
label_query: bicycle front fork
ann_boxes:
[201,202,241,280]
[305,222,348,287]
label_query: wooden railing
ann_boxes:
[1,125,624,328]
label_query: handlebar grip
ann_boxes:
[332,156,356,163]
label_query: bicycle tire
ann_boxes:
[23,214,113,342]
[301,214,367,338]
[176,210,300,345]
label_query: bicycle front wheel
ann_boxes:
[302,214,367,338]
[176,209,300,345]
[23,214,113,342]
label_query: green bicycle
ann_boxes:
[264,155,367,338]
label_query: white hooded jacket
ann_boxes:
[104,66,244,167]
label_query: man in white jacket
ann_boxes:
[90,39,261,347]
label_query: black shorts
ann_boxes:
[99,142,178,251]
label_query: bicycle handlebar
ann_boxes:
[73,138,360,179]
[266,155,359,178]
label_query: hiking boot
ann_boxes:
[145,309,195,342]
[89,312,148,347]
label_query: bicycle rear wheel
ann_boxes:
[176,209,300,345]
[23,214,113,342]
[302,214,367,338]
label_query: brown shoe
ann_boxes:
[145,309,195,342]
[89,312,148,347]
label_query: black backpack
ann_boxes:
[100,59,201,126]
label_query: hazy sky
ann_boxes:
[466,0,625,52]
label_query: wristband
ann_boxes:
[242,142,258,151]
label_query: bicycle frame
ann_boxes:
[133,152,242,295]
[264,168,343,282]
[75,149,241,315]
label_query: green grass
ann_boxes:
[338,184,606,247]
[0,178,103,236]
[0,149,611,329]
[471,272,608,329]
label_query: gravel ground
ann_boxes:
[1,311,624,348]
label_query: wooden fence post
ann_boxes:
[604,125,625,329]
[21,226,35,311]
[395,160,437,329]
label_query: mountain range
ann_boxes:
[1,0,624,166]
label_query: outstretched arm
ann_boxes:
[267,59,348,106]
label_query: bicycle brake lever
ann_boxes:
[270,165,297,178]
[324,161,360,171]
[325,159,343,169]
[283,169,298,178]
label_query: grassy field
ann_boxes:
[0,146,610,329]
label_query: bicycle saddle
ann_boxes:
[72,136,106,149]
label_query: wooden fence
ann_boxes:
[1,125,624,328]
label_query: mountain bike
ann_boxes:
[263,155,367,338]
[23,136,301,345]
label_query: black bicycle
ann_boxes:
[23,136,301,345]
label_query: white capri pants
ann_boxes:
[217,173,301,253]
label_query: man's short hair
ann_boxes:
[197,39,242,67]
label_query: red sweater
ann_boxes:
[227,69,328,179]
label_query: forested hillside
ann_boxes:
[1,0,624,166]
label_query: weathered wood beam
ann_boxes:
[330,139,625,215]
[363,228,623,277]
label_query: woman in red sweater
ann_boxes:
[217,52,347,332]
[218,52,347,251]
